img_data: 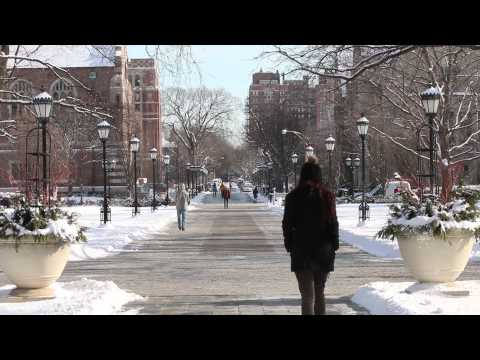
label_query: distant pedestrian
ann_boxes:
[282,157,339,315]
[175,183,190,231]
[253,187,258,201]
[213,182,218,198]
[223,187,230,209]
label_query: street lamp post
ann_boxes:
[97,120,111,224]
[150,148,158,211]
[32,91,53,206]
[420,85,441,197]
[357,115,370,222]
[325,135,335,191]
[282,129,314,162]
[130,136,140,216]
[164,154,170,203]
[107,160,116,200]
[291,153,298,188]
[305,145,314,161]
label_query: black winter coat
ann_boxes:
[282,185,339,272]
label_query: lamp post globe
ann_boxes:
[420,85,441,116]
[356,115,369,138]
[325,135,335,152]
[291,153,298,165]
[345,156,352,168]
[353,156,361,168]
[32,91,53,122]
[305,145,314,159]
[281,129,287,136]
[97,120,111,140]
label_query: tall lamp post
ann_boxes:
[107,160,116,200]
[32,90,53,206]
[357,115,370,221]
[130,136,140,216]
[164,154,170,203]
[150,148,158,211]
[420,85,441,197]
[267,161,273,191]
[325,135,335,191]
[97,120,111,224]
[291,153,298,188]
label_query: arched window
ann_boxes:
[9,79,33,116]
[134,75,141,87]
[50,79,76,99]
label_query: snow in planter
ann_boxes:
[377,187,480,241]
[0,204,86,243]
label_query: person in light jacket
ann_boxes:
[175,183,190,231]
[282,157,339,315]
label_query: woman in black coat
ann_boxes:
[282,157,339,315]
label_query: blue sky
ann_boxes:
[127,45,281,145]
[127,45,276,101]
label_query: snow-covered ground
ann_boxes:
[64,205,177,261]
[352,280,480,315]
[0,278,143,315]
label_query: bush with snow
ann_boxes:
[0,203,86,244]
[377,188,480,241]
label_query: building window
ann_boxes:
[135,103,141,112]
[134,75,141,87]
[116,95,120,105]
[10,79,33,116]
[51,79,76,99]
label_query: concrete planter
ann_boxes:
[398,231,475,283]
[0,237,70,295]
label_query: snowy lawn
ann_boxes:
[352,280,480,315]
[0,278,144,315]
[63,205,177,261]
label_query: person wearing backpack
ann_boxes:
[282,157,339,315]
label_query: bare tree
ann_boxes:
[163,87,238,164]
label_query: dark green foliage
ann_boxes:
[377,188,480,242]
[0,203,86,243]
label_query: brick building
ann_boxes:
[0,45,163,192]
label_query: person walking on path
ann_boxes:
[253,186,258,201]
[223,186,231,209]
[212,182,218,198]
[175,183,190,231]
[282,157,339,315]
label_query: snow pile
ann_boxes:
[65,206,177,261]
[191,191,210,205]
[0,278,143,315]
[337,204,401,258]
[352,280,480,315]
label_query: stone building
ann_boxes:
[0,45,163,193]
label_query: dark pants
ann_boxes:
[295,270,329,315]
[224,198,229,208]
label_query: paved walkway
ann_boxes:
[3,192,480,314]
